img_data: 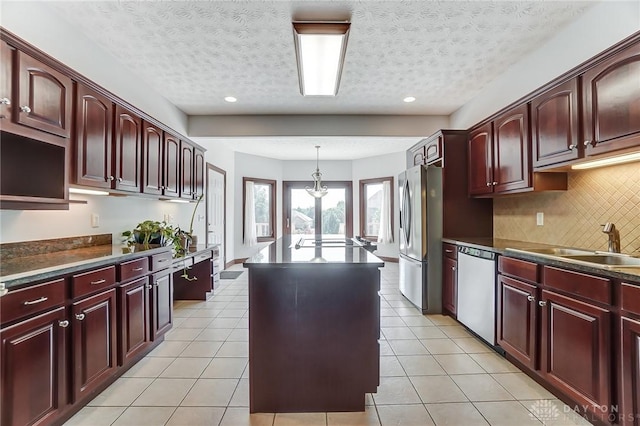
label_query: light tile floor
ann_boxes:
[65,263,592,426]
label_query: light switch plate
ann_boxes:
[91,213,100,228]
[536,212,544,226]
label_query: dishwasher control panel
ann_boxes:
[458,246,496,260]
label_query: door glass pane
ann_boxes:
[291,188,315,235]
[321,188,346,238]
[254,183,271,237]
[364,183,383,237]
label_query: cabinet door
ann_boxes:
[114,104,142,193]
[142,122,163,195]
[531,79,581,168]
[410,145,425,166]
[16,50,73,139]
[75,84,113,189]
[1,307,67,426]
[119,277,150,365]
[540,289,611,421]
[0,41,15,125]
[180,141,194,200]
[493,104,530,193]
[621,316,640,426]
[442,256,457,315]
[163,134,180,198]
[194,148,205,199]
[72,288,117,402]
[583,41,640,156]
[496,275,537,369]
[424,136,442,165]
[151,272,173,340]
[468,123,493,195]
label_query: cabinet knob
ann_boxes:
[538,300,547,307]
[568,144,576,150]
[107,176,115,181]
[58,320,70,328]
[452,266,456,271]
[20,105,31,113]
[75,313,86,321]
[492,182,497,186]
[117,177,123,182]
[146,284,153,289]
[0,98,10,105]
[486,182,491,187]
[0,283,7,297]
[527,295,535,302]
[583,140,591,147]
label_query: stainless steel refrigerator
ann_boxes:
[398,165,443,314]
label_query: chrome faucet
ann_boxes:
[601,223,621,253]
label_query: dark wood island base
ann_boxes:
[244,237,383,413]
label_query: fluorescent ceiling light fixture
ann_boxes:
[293,21,350,96]
[224,96,237,103]
[166,199,191,203]
[69,187,109,196]
[571,152,640,170]
[403,96,416,103]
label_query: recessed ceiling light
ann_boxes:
[403,96,416,103]
[224,96,237,103]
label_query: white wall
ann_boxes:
[451,1,640,129]
[0,1,187,134]
[352,152,406,259]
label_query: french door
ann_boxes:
[283,181,353,238]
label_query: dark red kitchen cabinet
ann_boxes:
[468,123,493,196]
[0,307,68,426]
[180,141,194,200]
[621,316,640,426]
[72,288,117,402]
[493,104,530,193]
[583,40,640,157]
[114,105,142,192]
[119,277,150,365]
[531,78,581,169]
[497,275,537,369]
[150,271,173,340]
[142,121,163,195]
[75,84,113,189]
[540,289,611,423]
[442,256,457,316]
[163,134,180,198]
[194,147,205,199]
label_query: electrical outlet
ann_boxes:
[91,213,100,228]
[536,212,544,226]
[167,214,175,224]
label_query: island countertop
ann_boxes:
[243,236,385,268]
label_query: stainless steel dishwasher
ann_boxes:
[456,245,497,345]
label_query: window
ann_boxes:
[243,177,276,244]
[359,177,394,243]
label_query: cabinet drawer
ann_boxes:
[621,282,640,316]
[499,257,538,283]
[172,257,193,273]
[72,266,116,299]
[542,266,611,305]
[1,279,66,324]
[443,243,457,260]
[119,257,149,282]
[151,251,173,271]
[193,251,212,264]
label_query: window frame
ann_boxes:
[359,176,394,241]
[243,177,277,242]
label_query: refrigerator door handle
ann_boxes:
[402,180,411,245]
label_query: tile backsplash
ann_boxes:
[494,161,640,254]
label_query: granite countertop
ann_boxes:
[0,244,171,289]
[243,236,384,268]
[442,237,640,282]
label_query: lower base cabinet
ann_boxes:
[72,288,118,402]
[118,277,150,365]
[442,256,457,315]
[497,275,537,369]
[0,307,68,426]
[621,316,640,426]
[151,271,172,340]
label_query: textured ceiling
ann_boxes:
[48,0,594,117]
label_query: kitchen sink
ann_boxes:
[517,247,595,256]
[561,254,640,268]
[506,247,640,269]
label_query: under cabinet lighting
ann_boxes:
[571,152,640,170]
[166,199,191,203]
[69,187,109,196]
[293,21,350,96]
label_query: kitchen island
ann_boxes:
[243,236,384,413]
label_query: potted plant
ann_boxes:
[122,220,181,252]
[184,193,204,252]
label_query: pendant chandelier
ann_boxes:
[306,145,328,198]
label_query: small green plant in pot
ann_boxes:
[122,220,180,252]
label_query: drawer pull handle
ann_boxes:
[157,259,169,263]
[527,295,535,302]
[24,296,48,305]
[59,320,69,328]
[538,300,547,307]
[75,313,86,321]
[90,279,107,285]
[132,267,144,272]
[445,249,453,253]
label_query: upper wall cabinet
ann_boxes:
[180,141,194,200]
[1,40,72,146]
[583,40,640,157]
[142,121,164,196]
[163,133,180,198]
[194,148,205,199]
[531,79,581,169]
[468,124,493,196]
[493,104,531,193]
[113,105,142,192]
